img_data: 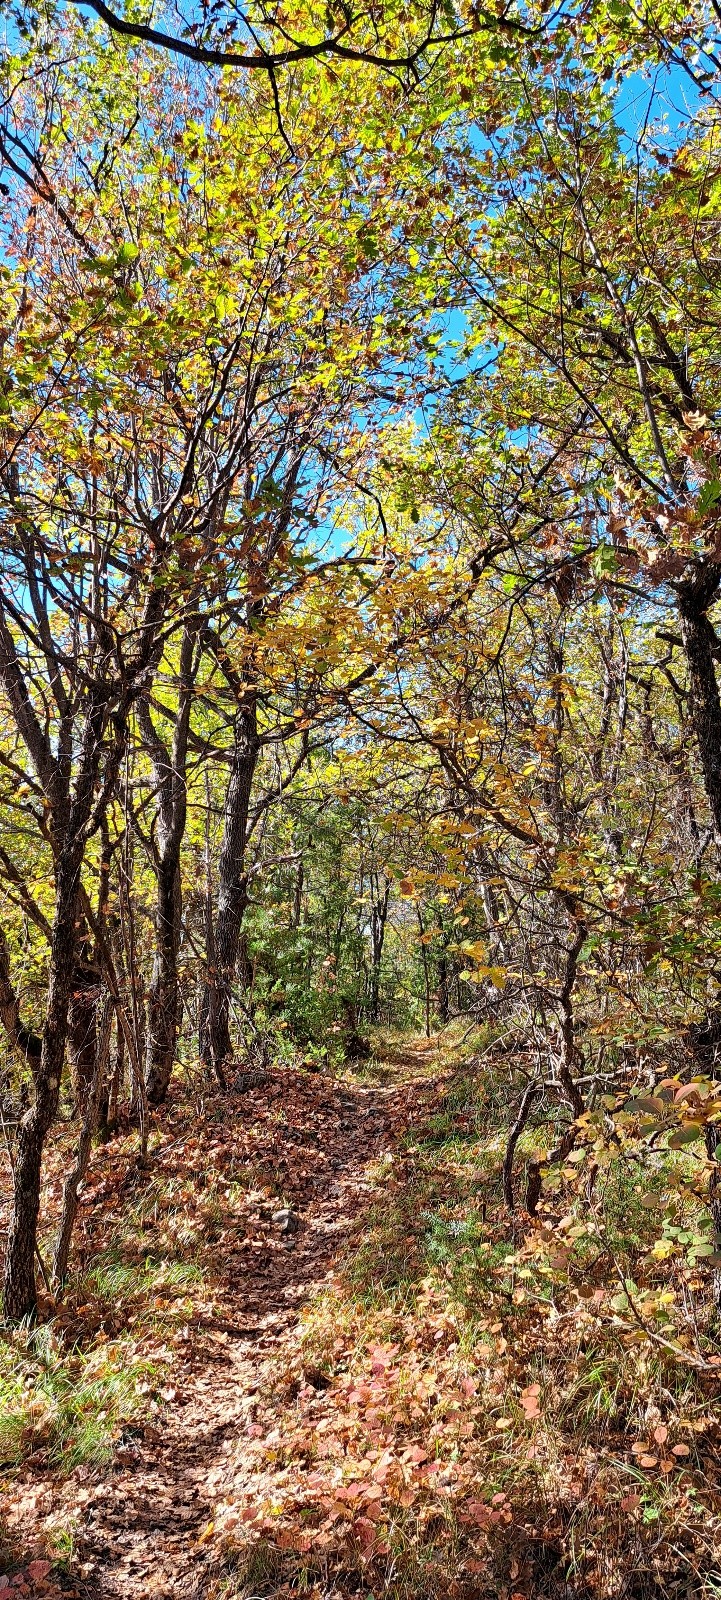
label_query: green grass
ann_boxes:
[81,1247,205,1314]
[0,1324,156,1472]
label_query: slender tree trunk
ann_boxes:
[673,568,721,1300]
[291,859,304,930]
[53,995,113,1284]
[417,905,432,1039]
[201,693,259,1080]
[103,1021,124,1137]
[142,625,197,1106]
[677,566,721,843]
[118,803,146,1109]
[3,841,82,1320]
[555,897,587,1119]
[436,950,450,1025]
[145,855,183,1104]
[368,877,390,1023]
[68,934,100,1112]
[433,907,450,1025]
[198,767,215,1063]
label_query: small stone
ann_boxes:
[272,1208,299,1233]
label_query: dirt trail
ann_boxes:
[4,1055,436,1599]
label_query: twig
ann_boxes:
[503,1080,543,1210]
[591,1201,711,1371]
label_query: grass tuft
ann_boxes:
[0,1324,156,1472]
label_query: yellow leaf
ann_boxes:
[460,940,487,961]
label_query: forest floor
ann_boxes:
[2,1033,721,1599]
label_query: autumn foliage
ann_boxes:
[2,0,721,1594]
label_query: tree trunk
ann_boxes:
[53,995,113,1284]
[3,842,82,1321]
[436,950,450,1025]
[102,1019,124,1138]
[141,624,196,1106]
[368,877,391,1023]
[417,905,432,1039]
[677,565,721,843]
[68,935,101,1112]
[676,566,721,1302]
[200,693,259,1080]
[145,854,183,1104]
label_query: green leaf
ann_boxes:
[117,241,139,266]
[591,544,618,578]
[668,1123,703,1148]
[698,479,721,515]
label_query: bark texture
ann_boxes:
[3,840,84,1319]
[142,624,197,1106]
[677,565,721,843]
[200,692,259,1079]
[54,996,113,1283]
[68,938,101,1111]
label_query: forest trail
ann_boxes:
[3,1044,440,1599]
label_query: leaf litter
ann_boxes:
[2,1041,721,1598]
